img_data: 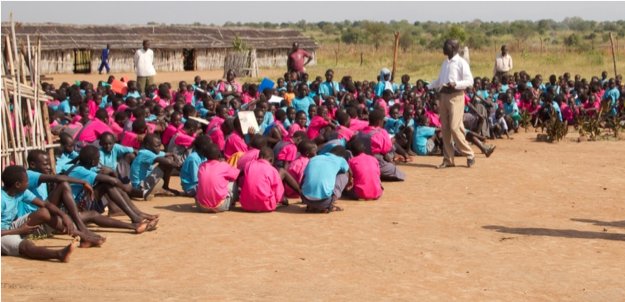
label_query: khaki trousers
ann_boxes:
[136,76,155,94]
[440,91,474,165]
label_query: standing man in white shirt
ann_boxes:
[427,39,475,169]
[134,40,156,94]
[493,45,513,82]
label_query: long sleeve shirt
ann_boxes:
[493,54,513,76]
[428,54,473,91]
[134,48,156,77]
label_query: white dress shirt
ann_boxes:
[134,48,156,77]
[428,54,474,91]
[493,54,513,76]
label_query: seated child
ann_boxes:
[354,109,406,181]
[346,107,368,132]
[384,105,413,162]
[74,109,112,151]
[161,111,183,146]
[394,105,416,156]
[120,119,147,149]
[287,111,308,137]
[273,131,308,169]
[413,115,444,156]
[347,137,382,200]
[180,135,212,197]
[56,133,79,172]
[166,119,200,164]
[239,147,287,212]
[195,144,240,213]
[307,106,336,142]
[284,140,317,198]
[207,105,229,151]
[264,109,289,143]
[301,146,352,213]
[237,135,267,172]
[283,107,296,130]
[222,117,250,162]
[1,166,102,261]
[130,133,182,200]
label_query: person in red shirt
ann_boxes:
[287,42,312,80]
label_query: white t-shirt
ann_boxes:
[134,49,156,77]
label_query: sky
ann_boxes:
[2,1,624,25]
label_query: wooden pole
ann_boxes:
[360,52,363,66]
[392,31,400,82]
[609,32,618,78]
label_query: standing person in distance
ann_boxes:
[98,44,110,75]
[134,40,157,94]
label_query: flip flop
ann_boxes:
[146,219,159,232]
[156,189,176,197]
[135,220,150,234]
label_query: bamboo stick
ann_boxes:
[6,35,23,165]
[392,32,400,82]
[609,32,618,78]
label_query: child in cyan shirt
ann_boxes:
[347,139,382,200]
[301,145,352,213]
[195,144,240,213]
[180,136,212,197]
[130,133,181,200]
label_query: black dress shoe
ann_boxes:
[437,163,455,169]
[467,157,476,167]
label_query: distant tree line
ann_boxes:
[148,17,625,51]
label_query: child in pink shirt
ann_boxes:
[237,136,267,172]
[425,99,441,127]
[273,131,307,169]
[75,109,112,144]
[307,106,336,140]
[347,107,368,132]
[239,147,286,212]
[161,112,183,146]
[347,139,382,200]
[195,144,240,213]
[222,118,249,161]
[334,112,355,141]
[120,119,147,149]
[241,84,259,104]
[288,111,308,138]
[285,140,317,198]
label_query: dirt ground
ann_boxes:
[1,130,624,301]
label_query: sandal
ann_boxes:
[135,220,150,234]
[327,204,344,213]
[146,219,159,232]
[156,189,176,197]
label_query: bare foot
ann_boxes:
[134,221,149,234]
[60,238,79,263]
[140,213,160,221]
[79,235,107,248]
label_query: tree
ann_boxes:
[443,25,467,43]
[363,21,389,50]
[399,32,413,52]
[564,33,581,47]
[341,28,364,45]
[296,20,307,31]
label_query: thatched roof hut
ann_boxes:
[1,23,319,75]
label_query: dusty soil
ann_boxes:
[2,131,625,301]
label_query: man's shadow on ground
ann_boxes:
[483,225,625,241]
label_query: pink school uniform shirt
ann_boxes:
[285,155,309,198]
[75,119,112,142]
[110,122,124,140]
[288,123,307,138]
[560,103,574,123]
[239,159,285,212]
[307,116,329,139]
[196,160,240,209]
[217,81,242,94]
[174,91,193,104]
[117,104,128,112]
[425,111,441,128]
[120,131,141,149]
[241,92,258,104]
[224,132,248,160]
[335,125,355,141]
[583,101,600,117]
[207,116,225,133]
[270,121,289,138]
[372,99,389,116]
[277,137,298,162]
[237,148,260,171]
[349,118,368,132]
[348,153,382,200]
[162,124,183,146]
[173,130,196,147]
[87,100,98,119]
[361,126,392,155]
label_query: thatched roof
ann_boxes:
[0,23,319,51]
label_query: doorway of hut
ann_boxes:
[73,49,91,74]
[183,49,195,71]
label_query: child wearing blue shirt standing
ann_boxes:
[301,146,353,213]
